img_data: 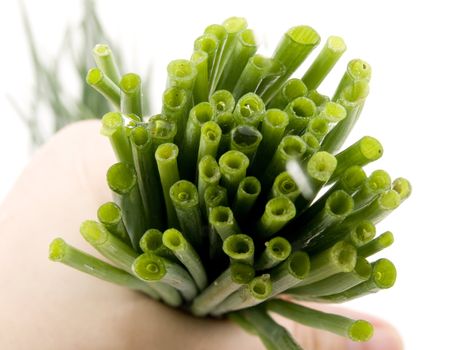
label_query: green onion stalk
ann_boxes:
[50,18,412,350]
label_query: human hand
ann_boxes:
[0,120,403,349]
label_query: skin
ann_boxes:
[0,120,403,350]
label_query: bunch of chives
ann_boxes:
[50,18,411,350]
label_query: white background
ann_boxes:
[1,0,466,348]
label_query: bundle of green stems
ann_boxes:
[49,17,411,350]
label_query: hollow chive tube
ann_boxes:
[222,234,255,265]
[120,73,143,117]
[240,307,302,350]
[268,78,308,110]
[255,236,292,271]
[219,150,250,199]
[392,177,412,203]
[92,44,121,85]
[302,36,347,90]
[49,238,160,300]
[106,163,147,250]
[97,202,131,246]
[166,59,198,91]
[86,68,120,109]
[347,220,376,247]
[139,228,174,260]
[230,125,262,161]
[194,33,219,79]
[306,116,330,142]
[180,102,215,180]
[321,80,370,154]
[161,87,189,145]
[148,115,177,147]
[316,258,396,303]
[308,190,400,253]
[289,190,354,250]
[210,17,248,93]
[198,155,221,216]
[130,126,164,229]
[353,170,391,209]
[301,132,320,160]
[232,176,261,220]
[204,184,228,214]
[295,151,337,213]
[232,92,265,127]
[305,165,366,218]
[198,121,222,163]
[260,135,307,188]
[288,257,372,298]
[132,253,198,301]
[299,241,357,287]
[217,28,258,91]
[190,262,255,316]
[191,50,209,104]
[333,59,372,100]
[155,143,180,228]
[169,180,204,251]
[269,251,311,297]
[162,228,207,290]
[204,24,227,82]
[358,231,394,258]
[284,96,317,134]
[233,55,276,99]
[307,89,330,107]
[209,206,240,240]
[257,196,296,238]
[329,136,383,183]
[251,109,289,175]
[211,275,272,315]
[266,300,373,342]
[262,25,321,103]
[318,101,347,124]
[100,112,133,165]
[209,89,236,115]
[214,112,236,155]
[270,172,300,201]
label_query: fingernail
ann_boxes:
[346,324,403,350]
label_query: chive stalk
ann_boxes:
[318,101,347,123]
[288,257,372,298]
[106,162,147,250]
[306,116,329,142]
[358,231,394,258]
[100,112,133,164]
[209,206,240,240]
[353,170,391,209]
[209,89,236,115]
[203,24,227,83]
[86,68,120,109]
[301,132,320,160]
[255,237,292,270]
[148,115,177,146]
[139,228,174,260]
[333,59,372,100]
[222,234,255,265]
[219,150,250,199]
[198,121,222,162]
[130,125,164,229]
[194,33,219,79]
[161,87,189,145]
[214,111,235,155]
[307,89,330,107]
[232,93,265,127]
[162,228,208,290]
[92,44,121,85]
[347,220,376,247]
[133,253,198,301]
[49,238,160,300]
[392,177,412,202]
[155,143,180,228]
[270,172,300,202]
[217,28,258,91]
[97,202,131,246]
[301,36,347,90]
[166,59,198,91]
[204,184,228,214]
[120,73,143,117]
[211,275,272,315]
[232,176,261,220]
[198,155,221,216]
[268,78,308,110]
[233,55,277,99]
[269,251,311,297]
[190,262,255,316]
[316,258,396,303]
[169,180,204,251]
[230,125,263,161]
[257,196,296,238]
[284,97,317,134]
[191,50,209,104]
[267,299,373,342]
